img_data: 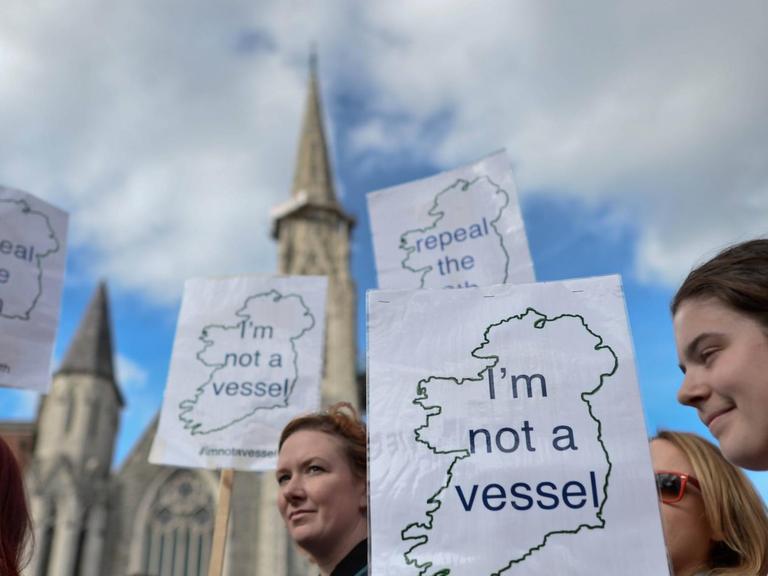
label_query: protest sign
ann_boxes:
[368,275,669,575]
[367,150,534,290]
[150,275,327,471]
[0,186,68,392]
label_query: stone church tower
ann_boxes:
[271,58,358,409]
[21,62,357,576]
[25,282,122,576]
[247,58,360,575]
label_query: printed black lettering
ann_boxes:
[454,484,479,511]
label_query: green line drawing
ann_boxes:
[401,308,617,575]
[0,198,61,321]
[178,289,315,435]
[398,176,511,287]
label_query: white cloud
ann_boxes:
[1,0,766,299]
[340,1,768,284]
[0,0,319,302]
[115,354,148,392]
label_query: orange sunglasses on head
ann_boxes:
[655,471,701,504]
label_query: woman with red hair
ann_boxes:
[276,402,368,576]
[0,435,32,576]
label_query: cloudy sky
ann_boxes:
[1,1,766,495]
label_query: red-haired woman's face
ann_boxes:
[674,297,768,470]
[276,430,366,562]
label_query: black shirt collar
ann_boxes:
[330,538,367,576]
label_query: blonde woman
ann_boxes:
[651,431,768,576]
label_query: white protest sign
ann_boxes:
[368,150,534,290]
[150,275,327,471]
[368,275,669,575]
[0,186,68,393]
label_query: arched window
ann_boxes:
[140,470,214,576]
[88,397,100,436]
[62,389,75,434]
[72,510,88,576]
[35,502,56,576]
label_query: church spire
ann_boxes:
[57,281,115,381]
[290,54,337,206]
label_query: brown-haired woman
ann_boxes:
[651,431,768,576]
[276,402,367,576]
[671,238,768,470]
[0,435,32,576]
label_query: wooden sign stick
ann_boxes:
[208,468,235,576]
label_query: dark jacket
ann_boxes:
[330,539,367,576]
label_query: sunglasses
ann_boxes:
[655,471,701,504]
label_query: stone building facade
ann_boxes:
[16,64,359,576]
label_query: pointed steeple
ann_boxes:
[290,54,338,206]
[57,281,115,381]
[270,55,354,238]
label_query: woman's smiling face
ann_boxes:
[674,297,768,470]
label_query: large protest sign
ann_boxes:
[368,150,534,290]
[150,275,327,471]
[368,275,669,575]
[0,186,68,393]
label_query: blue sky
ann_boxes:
[0,1,767,498]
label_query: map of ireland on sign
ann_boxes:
[150,276,327,471]
[402,309,615,575]
[367,276,670,575]
[0,186,68,392]
[0,198,59,319]
[368,150,534,290]
[179,290,315,434]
